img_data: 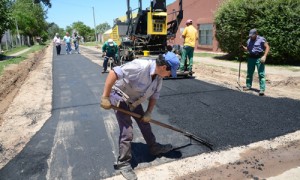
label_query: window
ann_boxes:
[199,24,213,45]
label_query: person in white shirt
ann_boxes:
[53,33,61,55]
[100,54,180,180]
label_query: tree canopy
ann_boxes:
[96,22,111,34]
[0,0,13,38]
[214,0,300,64]
[12,0,48,39]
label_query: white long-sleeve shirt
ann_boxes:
[53,36,61,46]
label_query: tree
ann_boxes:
[65,21,94,41]
[33,0,51,8]
[214,0,300,64]
[96,22,111,34]
[47,22,64,39]
[72,21,93,39]
[0,0,13,39]
[12,0,48,42]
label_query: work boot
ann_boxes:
[259,90,265,96]
[116,165,137,180]
[188,71,194,76]
[149,143,173,156]
[243,86,251,91]
[177,70,185,74]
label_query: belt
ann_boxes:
[112,86,129,102]
[249,53,263,58]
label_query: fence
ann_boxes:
[0,30,31,53]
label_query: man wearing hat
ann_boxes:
[100,54,180,180]
[179,19,198,75]
[102,39,119,73]
[242,29,270,96]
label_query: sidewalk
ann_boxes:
[10,48,31,57]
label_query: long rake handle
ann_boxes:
[111,105,213,150]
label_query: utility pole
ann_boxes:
[92,6,97,42]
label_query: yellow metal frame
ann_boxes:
[110,25,121,45]
[147,12,167,35]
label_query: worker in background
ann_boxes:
[241,28,270,96]
[100,54,180,180]
[179,19,198,75]
[102,39,118,73]
[53,33,61,55]
[166,45,180,69]
[72,32,81,54]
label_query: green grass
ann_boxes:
[0,44,46,75]
[2,46,29,56]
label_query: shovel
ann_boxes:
[111,105,213,150]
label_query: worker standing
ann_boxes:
[100,54,180,180]
[102,39,118,73]
[242,29,270,96]
[179,19,198,75]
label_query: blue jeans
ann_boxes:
[74,42,79,53]
[66,43,72,54]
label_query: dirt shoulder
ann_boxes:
[193,56,300,100]
[0,45,53,168]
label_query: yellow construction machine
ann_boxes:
[113,0,183,62]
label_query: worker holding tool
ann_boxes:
[179,19,198,75]
[241,29,270,96]
[102,39,118,73]
[100,54,180,180]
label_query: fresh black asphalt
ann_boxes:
[0,46,299,179]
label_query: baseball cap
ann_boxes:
[108,39,114,46]
[186,19,192,24]
[163,52,180,78]
[249,29,257,37]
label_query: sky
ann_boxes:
[47,0,176,29]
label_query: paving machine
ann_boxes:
[117,0,183,61]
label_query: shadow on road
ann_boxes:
[130,142,183,169]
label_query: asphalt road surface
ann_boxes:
[1,46,300,179]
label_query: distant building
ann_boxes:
[167,0,223,52]
[102,29,112,43]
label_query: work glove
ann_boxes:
[260,56,266,64]
[141,111,152,123]
[100,96,111,110]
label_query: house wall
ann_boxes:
[167,0,223,52]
